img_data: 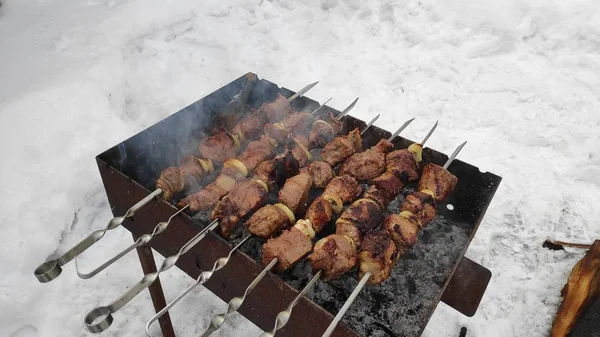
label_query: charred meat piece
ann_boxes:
[359,230,398,285]
[237,136,278,171]
[231,112,264,144]
[418,163,458,201]
[335,198,384,246]
[291,143,311,167]
[323,175,363,204]
[264,112,314,144]
[211,179,268,238]
[320,128,362,167]
[551,240,600,337]
[253,151,300,191]
[372,173,405,202]
[363,185,390,210]
[305,197,334,234]
[386,149,419,183]
[261,93,293,123]
[157,167,184,201]
[279,172,313,214]
[384,213,421,256]
[245,204,291,239]
[177,166,245,212]
[308,161,334,189]
[400,192,437,226]
[198,130,238,164]
[338,139,395,182]
[156,156,212,201]
[308,234,358,281]
[309,111,343,149]
[261,221,314,273]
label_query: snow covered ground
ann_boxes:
[1,0,599,336]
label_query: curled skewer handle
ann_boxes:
[145,235,252,337]
[76,205,188,279]
[34,188,163,283]
[201,258,278,337]
[322,272,371,337]
[84,218,220,333]
[260,270,322,337]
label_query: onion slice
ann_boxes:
[292,137,313,161]
[408,143,423,162]
[275,203,295,224]
[293,219,315,239]
[323,194,343,214]
[223,159,248,177]
[253,179,269,193]
[421,188,436,199]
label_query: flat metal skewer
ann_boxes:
[322,140,466,337]
[33,189,163,283]
[287,81,319,102]
[260,270,323,337]
[421,121,438,145]
[83,218,220,333]
[75,205,189,279]
[336,97,359,120]
[360,114,380,135]
[387,117,416,141]
[145,234,252,337]
[311,97,332,115]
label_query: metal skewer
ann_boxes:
[260,270,323,337]
[200,119,411,337]
[34,189,163,283]
[336,97,359,120]
[387,117,416,141]
[33,82,318,284]
[322,139,465,337]
[360,114,380,135]
[83,218,220,333]
[311,98,332,115]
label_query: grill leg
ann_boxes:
[134,233,176,337]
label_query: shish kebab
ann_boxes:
[321,142,466,337]
[254,123,438,337]
[72,97,336,280]
[83,99,361,333]
[32,81,318,284]
[197,119,420,337]
[143,108,387,337]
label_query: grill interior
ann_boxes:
[97,72,502,337]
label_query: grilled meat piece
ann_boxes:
[245,204,291,238]
[231,112,264,144]
[264,112,314,144]
[338,139,395,182]
[309,111,343,149]
[551,240,600,337]
[198,130,237,164]
[291,143,310,167]
[418,163,458,202]
[177,166,245,212]
[238,136,278,171]
[335,198,384,246]
[279,172,313,214]
[305,197,334,233]
[323,175,363,203]
[308,161,334,189]
[253,151,300,191]
[359,230,398,285]
[211,179,268,238]
[156,156,211,201]
[400,192,437,226]
[384,213,420,255]
[261,93,293,123]
[363,185,389,210]
[386,149,419,183]
[261,222,314,273]
[372,173,405,202]
[320,128,362,167]
[308,234,358,281]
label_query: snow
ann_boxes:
[1,0,599,336]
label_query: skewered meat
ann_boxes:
[338,139,395,182]
[418,163,458,201]
[245,204,291,238]
[372,174,405,202]
[384,213,420,255]
[320,128,362,167]
[198,130,238,164]
[363,185,389,210]
[253,151,300,191]
[237,136,278,171]
[335,198,384,246]
[290,141,311,167]
[323,175,363,204]
[386,149,419,183]
[309,111,342,149]
[177,165,245,211]
[211,179,268,238]
[261,93,293,123]
[278,172,313,214]
[551,240,600,337]
[231,111,264,144]
[156,156,214,201]
[262,220,315,273]
[358,230,398,285]
[400,192,437,226]
[263,112,313,144]
[307,161,334,189]
[305,175,362,233]
[308,234,357,281]
[305,197,334,234]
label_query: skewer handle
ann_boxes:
[288,81,319,103]
[84,218,219,333]
[34,188,163,283]
[76,205,188,279]
[201,258,278,337]
[260,270,322,337]
[321,272,371,337]
[145,235,252,337]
